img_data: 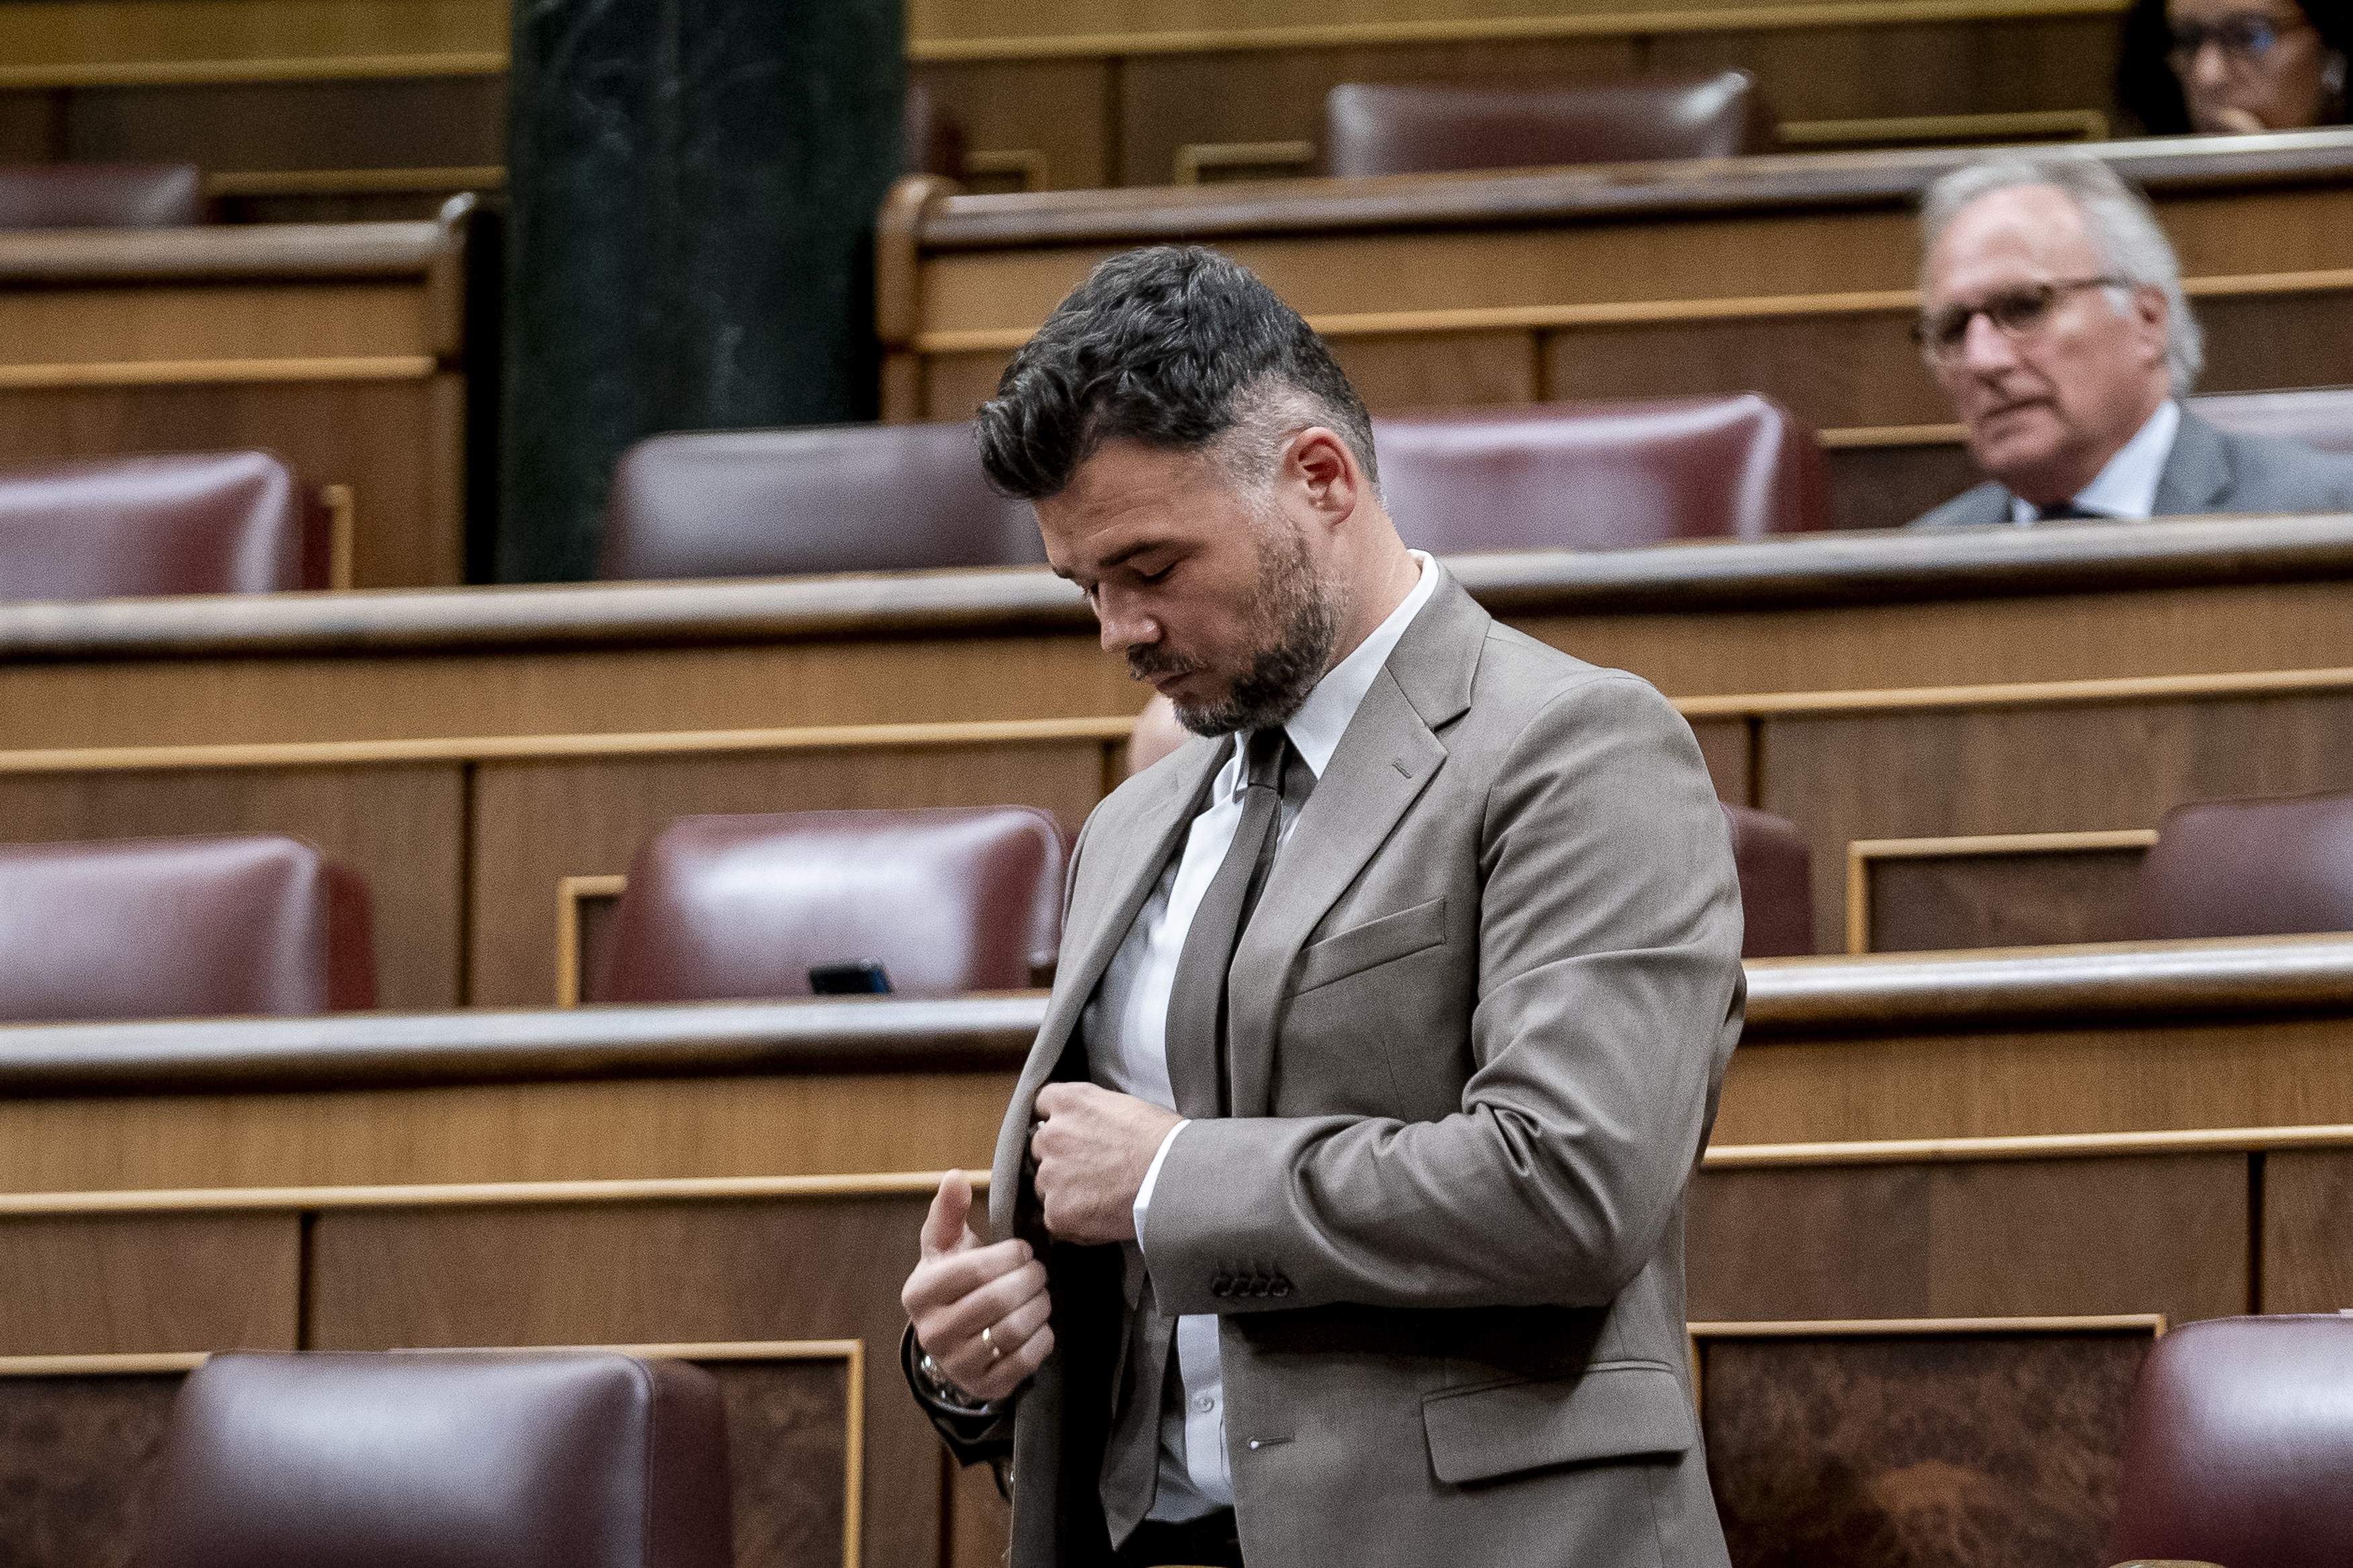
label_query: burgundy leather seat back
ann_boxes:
[1322,71,1772,178]
[0,163,202,229]
[599,807,1068,1003]
[144,1352,731,1568]
[0,450,311,601]
[2106,1315,2353,1568]
[0,835,374,1021]
[2191,386,2353,456]
[1722,804,1814,957]
[598,423,1043,581]
[904,82,967,178]
[1373,396,1825,550]
[2130,792,2353,940]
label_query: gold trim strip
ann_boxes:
[1690,1312,2164,1336]
[0,1169,984,1216]
[0,714,1138,777]
[1675,663,2353,720]
[0,357,437,390]
[1173,140,1318,185]
[0,52,508,91]
[1780,108,2109,146]
[915,270,2353,355]
[555,872,629,1007]
[1706,1122,2353,1167]
[205,166,507,199]
[963,149,1051,194]
[1844,827,2159,954]
[907,0,2125,60]
[0,1350,209,1375]
[1822,422,1968,449]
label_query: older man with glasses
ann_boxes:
[1905,153,2353,529]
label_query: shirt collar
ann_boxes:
[2008,400,2182,524]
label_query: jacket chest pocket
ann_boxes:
[1293,896,1449,994]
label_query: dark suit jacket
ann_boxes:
[1907,408,2353,528]
[915,569,1745,1568]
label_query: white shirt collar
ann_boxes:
[1216,550,1437,785]
[2008,400,2181,524]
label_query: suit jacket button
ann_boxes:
[1270,1279,1292,1298]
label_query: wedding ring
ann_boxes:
[982,1325,1002,1360]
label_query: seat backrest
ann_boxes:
[1373,395,1825,550]
[2190,386,2353,456]
[0,450,311,601]
[904,81,968,179]
[1322,71,1773,178]
[598,807,1068,1003]
[143,1351,731,1568]
[2130,792,2353,940]
[2106,1315,2353,1568]
[0,835,374,1021]
[0,163,202,229]
[597,423,1043,581]
[1721,804,1815,957]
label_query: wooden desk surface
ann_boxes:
[8,518,2353,1003]
[3,934,2350,1192]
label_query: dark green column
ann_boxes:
[500,0,904,581]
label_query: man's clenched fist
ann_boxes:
[1029,1082,1183,1245]
[901,1170,1054,1405]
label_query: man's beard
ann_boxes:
[1132,517,1342,738]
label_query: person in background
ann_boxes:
[1905,154,2353,528]
[2119,0,2350,134]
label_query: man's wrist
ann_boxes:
[914,1346,998,1415]
[1131,1117,1189,1255]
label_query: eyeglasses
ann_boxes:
[2167,12,2308,71]
[1913,276,2126,364]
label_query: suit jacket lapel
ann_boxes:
[2153,410,2233,513]
[1225,575,1488,1119]
[988,735,1224,1241]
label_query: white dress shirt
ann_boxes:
[2008,399,2181,524]
[1080,550,1439,1521]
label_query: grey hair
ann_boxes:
[1920,155,2204,394]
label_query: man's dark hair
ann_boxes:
[973,245,1379,501]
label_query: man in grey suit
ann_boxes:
[1907,154,2353,528]
[897,245,1744,1567]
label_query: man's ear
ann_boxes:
[1286,427,1363,525]
[2131,284,2170,364]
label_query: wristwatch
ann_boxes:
[914,1350,998,1416]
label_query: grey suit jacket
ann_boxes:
[1908,408,2353,528]
[941,568,1746,1568]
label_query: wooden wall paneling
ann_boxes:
[557,873,626,1006]
[1695,1318,2154,1568]
[1686,1154,2249,1325]
[0,1212,298,1355]
[700,1351,861,1568]
[0,280,431,366]
[920,349,1017,421]
[1330,328,1540,411]
[910,58,1116,192]
[0,1073,1018,1194]
[1113,36,1639,188]
[0,760,465,1009]
[2196,284,2353,393]
[1823,438,1979,532]
[948,1453,1014,1568]
[1540,309,1944,431]
[0,1371,182,1568]
[1755,688,2353,953]
[1715,1012,2353,1145]
[0,0,508,77]
[2257,1148,2353,1311]
[1853,833,2153,953]
[306,1191,939,1568]
[50,75,504,173]
[1689,716,1751,805]
[465,738,1111,1006]
[0,374,467,589]
[1654,13,2127,123]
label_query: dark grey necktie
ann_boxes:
[1162,727,1313,1120]
[2033,500,2102,522]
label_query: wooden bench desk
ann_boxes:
[7,515,2353,995]
[883,130,2353,529]
[7,934,2353,1567]
[0,202,480,588]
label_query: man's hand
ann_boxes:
[901,1169,1053,1404]
[1030,1083,1183,1244]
